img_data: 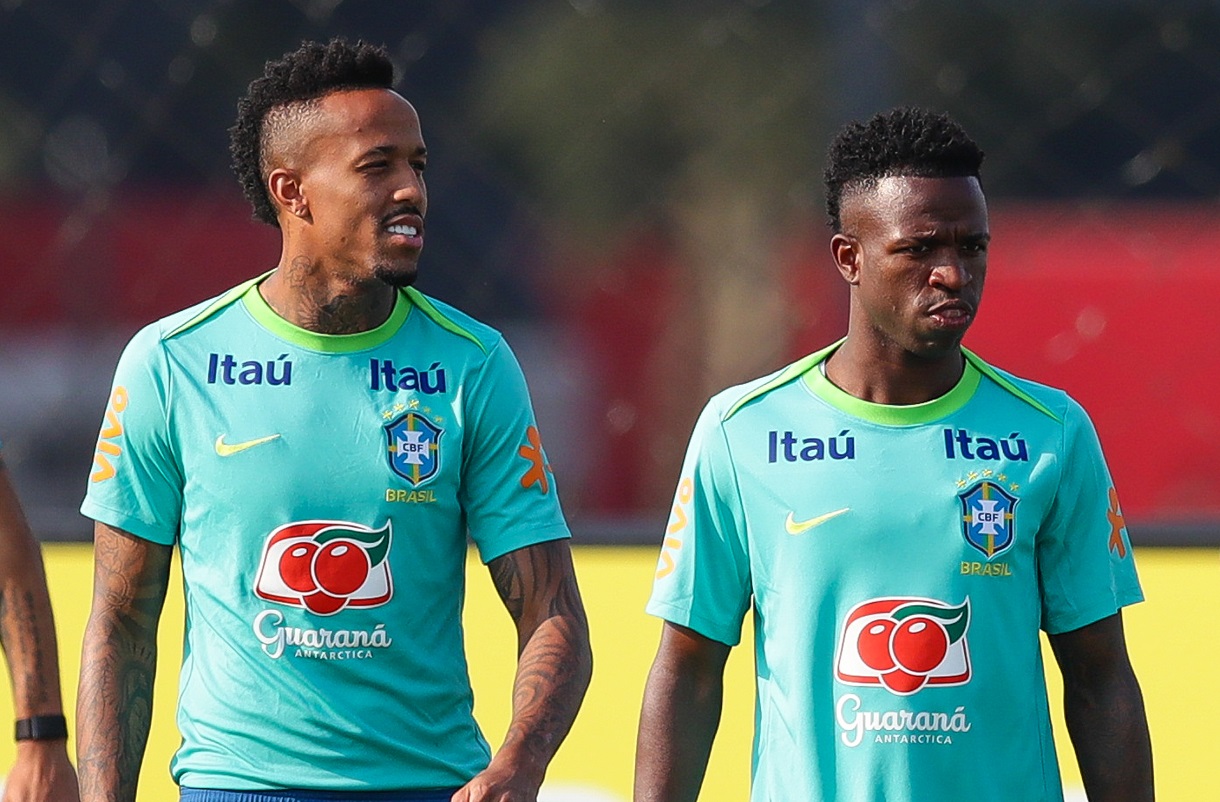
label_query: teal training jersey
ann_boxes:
[82,275,570,791]
[647,342,1142,802]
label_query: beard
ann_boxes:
[373,261,418,288]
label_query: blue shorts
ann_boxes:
[180,788,461,802]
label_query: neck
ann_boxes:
[825,335,965,406]
[261,255,397,334]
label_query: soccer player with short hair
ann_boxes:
[0,444,78,802]
[77,38,591,802]
[635,107,1152,802]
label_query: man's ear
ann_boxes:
[267,168,309,221]
[831,233,862,285]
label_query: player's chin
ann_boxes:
[373,261,418,289]
[913,328,968,356]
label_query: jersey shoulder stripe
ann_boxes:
[962,349,1062,423]
[401,287,491,354]
[721,340,844,421]
[162,271,272,340]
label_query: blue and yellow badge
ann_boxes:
[385,411,443,486]
[959,480,1018,559]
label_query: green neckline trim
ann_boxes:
[241,279,410,353]
[803,355,981,425]
[402,287,487,353]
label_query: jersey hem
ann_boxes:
[474,523,570,565]
[644,599,742,647]
[175,774,475,794]
[1042,590,1144,635]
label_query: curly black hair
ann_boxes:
[229,38,396,227]
[823,107,984,232]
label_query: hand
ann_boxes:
[449,754,543,802]
[4,741,80,802]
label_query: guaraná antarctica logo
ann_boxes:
[254,520,393,615]
[835,597,971,695]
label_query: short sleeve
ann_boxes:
[646,401,751,646]
[80,325,183,545]
[1037,399,1143,634]
[458,338,569,563]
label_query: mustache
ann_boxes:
[382,204,422,224]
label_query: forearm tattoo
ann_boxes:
[489,542,591,767]
[0,588,53,709]
[77,530,170,802]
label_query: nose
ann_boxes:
[393,170,426,208]
[930,259,971,290]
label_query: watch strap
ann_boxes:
[14,715,68,741]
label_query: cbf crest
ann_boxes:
[385,412,443,486]
[958,481,1018,559]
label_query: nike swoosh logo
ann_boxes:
[785,507,850,535]
[215,434,281,457]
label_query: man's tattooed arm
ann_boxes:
[0,461,79,801]
[452,539,592,802]
[77,522,173,802]
[0,461,65,717]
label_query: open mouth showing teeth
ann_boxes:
[387,224,419,237]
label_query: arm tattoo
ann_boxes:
[0,589,53,709]
[77,526,172,802]
[0,463,64,716]
[488,541,592,772]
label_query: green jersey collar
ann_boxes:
[241,278,411,353]
[802,350,981,426]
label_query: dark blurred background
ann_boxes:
[1,0,1217,543]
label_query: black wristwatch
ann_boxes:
[14,715,68,741]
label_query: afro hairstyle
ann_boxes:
[823,107,984,232]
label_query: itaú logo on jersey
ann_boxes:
[835,597,971,695]
[254,520,393,615]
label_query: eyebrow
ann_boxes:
[357,144,428,160]
[901,229,990,241]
